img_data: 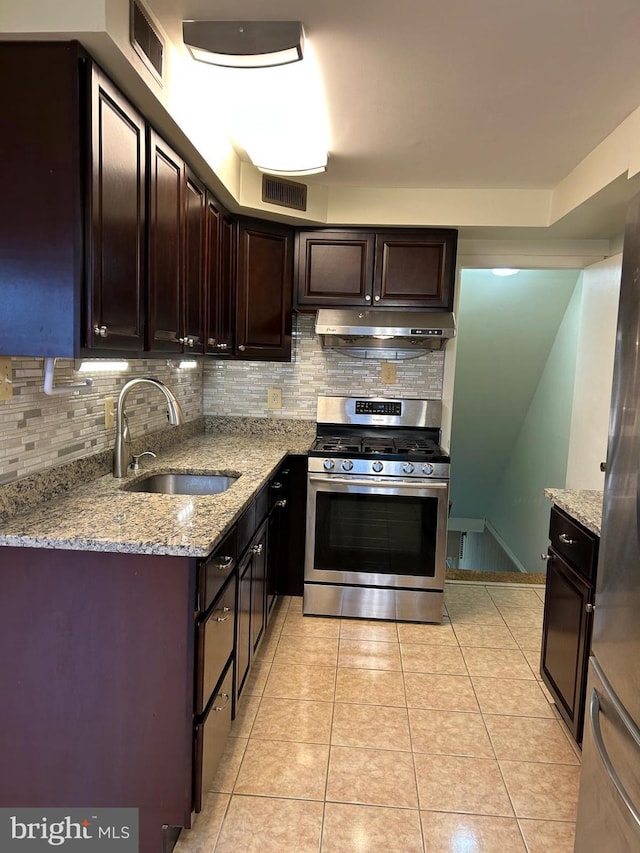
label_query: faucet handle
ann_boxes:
[129,451,157,472]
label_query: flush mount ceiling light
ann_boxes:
[492,268,520,277]
[182,20,305,68]
[256,161,327,177]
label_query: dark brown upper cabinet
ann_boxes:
[183,169,207,354]
[87,67,146,352]
[147,129,185,354]
[236,218,294,361]
[295,228,458,311]
[205,196,236,356]
[0,42,147,358]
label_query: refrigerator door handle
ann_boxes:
[589,686,640,830]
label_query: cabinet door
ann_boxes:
[236,219,294,360]
[147,129,184,352]
[540,548,593,743]
[205,197,235,355]
[295,231,375,307]
[250,521,268,654]
[193,662,233,813]
[183,169,206,353]
[87,67,146,352]
[373,230,457,309]
[236,554,252,701]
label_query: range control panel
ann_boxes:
[355,400,402,416]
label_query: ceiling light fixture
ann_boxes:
[256,162,327,177]
[492,268,520,277]
[182,20,305,68]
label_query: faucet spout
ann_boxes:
[113,377,185,478]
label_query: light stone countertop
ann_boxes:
[0,431,313,558]
[544,488,603,536]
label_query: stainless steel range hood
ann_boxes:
[315,309,456,359]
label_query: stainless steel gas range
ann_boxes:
[304,396,450,623]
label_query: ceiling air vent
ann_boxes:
[130,0,164,83]
[262,174,307,211]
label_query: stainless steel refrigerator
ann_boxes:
[574,193,640,850]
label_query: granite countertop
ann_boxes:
[0,430,313,558]
[544,488,603,536]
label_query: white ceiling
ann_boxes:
[148,0,640,195]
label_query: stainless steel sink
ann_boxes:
[124,473,239,495]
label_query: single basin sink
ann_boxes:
[125,473,239,496]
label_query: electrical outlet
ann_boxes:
[381,362,397,383]
[267,388,282,410]
[0,358,12,401]
[104,396,115,430]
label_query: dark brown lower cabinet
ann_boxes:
[0,547,195,853]
[541,506,598,745]
[192,662,233,813]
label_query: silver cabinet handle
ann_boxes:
[365,295,371,301]
[212,555,234,573]
[93,324,109,337]
[238,344,246,352]
[214,691,230,712]
[540,553,550,561]
[585,603,595,613]
[374,295,380,302]
[271,481,283,490]
[276,499,287,508]
[251,543,263,555]
[589,687,640,829]
[559,533,576,545]
[215,605,232,623]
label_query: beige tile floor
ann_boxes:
[176,582,580,853]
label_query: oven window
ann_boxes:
[314,491,437,577]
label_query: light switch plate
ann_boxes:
[267,388,282,409]
[0,358,12,401]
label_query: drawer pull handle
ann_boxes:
[585,603,595,613]
[213,556,234,572]
[540,553,550,561]
[559,533,576,545]
[276,499,287,509]
[216,606,232,623]
[214,692,230,712]
[252,543,263,555]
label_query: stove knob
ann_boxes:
[323,459,335,471]
[422,463,434,476]
[341,459,354,472]
[372,461,384,473]
[402,462,415,475]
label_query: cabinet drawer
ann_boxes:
[193,662,233,813]
[195,574,236,715]
[549,506,598,582]
[197,527,237,613]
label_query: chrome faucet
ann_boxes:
[113,377,185,477]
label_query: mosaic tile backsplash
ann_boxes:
[0,358,203,484]
[0,316,444,485]
[203,314,445,419]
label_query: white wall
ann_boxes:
[489,281,583,571]
[565,255,622,488]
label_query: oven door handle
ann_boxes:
[308,475,449,490]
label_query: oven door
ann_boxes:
[305,473,449,591]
